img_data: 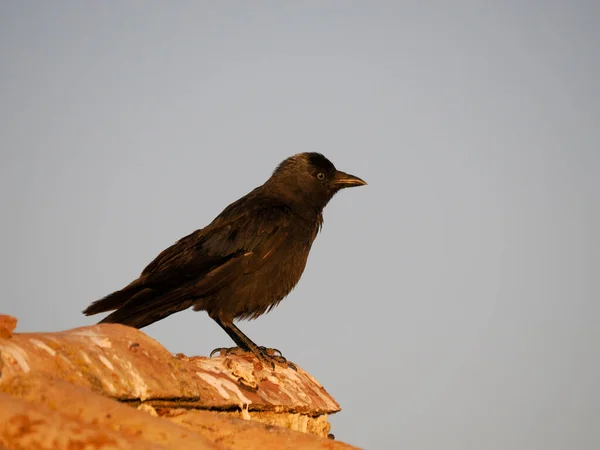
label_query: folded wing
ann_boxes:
[85,197,293,328]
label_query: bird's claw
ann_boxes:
[257,347,297,371]
[258,346,282,357]
[209,347,225,358]
[209,346,249,358]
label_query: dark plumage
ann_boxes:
[83,153,366,368]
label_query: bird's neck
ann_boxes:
[285,197,325,224]
[261,183,327,223]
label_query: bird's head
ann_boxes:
[266,153,367,213]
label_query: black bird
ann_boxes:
[83,153,366,368]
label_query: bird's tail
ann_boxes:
[97,285,197,329]
[83,278,145,316]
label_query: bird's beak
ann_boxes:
[332,170,367,188]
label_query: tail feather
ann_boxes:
[83,279,144,315]
[99,286,197,329]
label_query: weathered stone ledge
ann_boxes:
[0,314,358,450]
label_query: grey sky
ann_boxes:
[1,2,599,449]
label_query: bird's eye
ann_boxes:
[316,172,325,180]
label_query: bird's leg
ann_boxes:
[210,316,296,370]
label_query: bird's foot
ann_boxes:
[255,346,297,371]
[209,346,296,371]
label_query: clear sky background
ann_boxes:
[1,2,599,449]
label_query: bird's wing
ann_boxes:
[138,198,293,293]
